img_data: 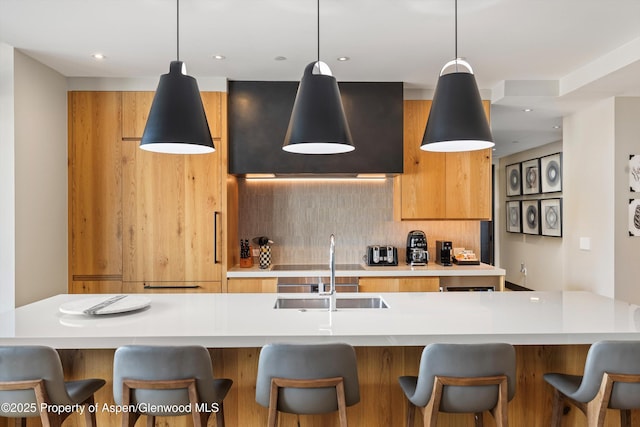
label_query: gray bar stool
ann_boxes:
[0,345,106,427]
[544,340,640,427]
[255,343,360,427]
[112,345,232,427]
[398,343,516,427]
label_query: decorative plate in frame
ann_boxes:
[630,199,640,236]
[540,198,562,237]
[522,159,540,195]
[522,200,540,235]
[630,155,640,192]
[506,201,521,233]
[506,163,522,196]
[541,153,562,193]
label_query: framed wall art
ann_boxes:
[522,158,540,195]
[506,201,522,233]
[541,153,562,193]
[630,155,640,192]
[540,198,562,237]
[630,199,640,236]
[522,200,540,235]
[506,163,522,196]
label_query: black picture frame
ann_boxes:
[522,158,541,195]
[540,153,562,193]
[506,201,522,233]
[506,163,522,197]
[522,200,540,235]
[541,198,562,237]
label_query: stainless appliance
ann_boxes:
[436,240,453,266]
[366,245,398,266]
[277,276,359,293]
[406,230,428,266]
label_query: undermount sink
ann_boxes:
[274,297,389,310]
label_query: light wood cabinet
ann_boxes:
[69,91,226,293]
[226,278,278,293]
[358,277,440,292]
[121,92,224,284]
[122,282,222,293]
[68,91,123,288]
[393,100,492,220]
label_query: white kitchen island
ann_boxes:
[1,291,638,427]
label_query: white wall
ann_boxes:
[563,98,616,297]
[13,51,68,306]
[498,141,563,290]
[0,43,16,312]
[613,98,640,304]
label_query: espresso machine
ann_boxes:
[406,230,428,266]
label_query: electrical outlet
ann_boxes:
[520,263,527,276]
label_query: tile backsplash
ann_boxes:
[238,179,481,265]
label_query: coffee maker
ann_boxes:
[436,240,453,266]
[406,230,428,266]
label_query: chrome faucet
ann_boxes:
[319,234,337,311]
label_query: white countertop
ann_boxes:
[227,262,505,278]
[1,292,638,349]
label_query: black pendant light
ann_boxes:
[421,0,494,152]
[140,0,214,154]
[282,0,354,155]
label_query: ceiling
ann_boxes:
[2,0,640,158]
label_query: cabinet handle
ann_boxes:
[214,211,221,264]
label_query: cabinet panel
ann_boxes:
[121,92,223,283]
[394,100,492,220]
[69,91,123,281]
[70,281,123,294]
[359,277,440,292]
[121,91,223,139]
[122,282,222,293]
[227,278,277,293]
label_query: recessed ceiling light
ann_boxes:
[213,55,226,60]
[553,125,561,129]
[91,53,106,60]
[274,56,287,61]
[522,108,533,112]
[337,56,350,61]
[512,140,519,144]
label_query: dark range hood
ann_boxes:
[228,81,403,175]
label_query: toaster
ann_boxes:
[366,245,398,266]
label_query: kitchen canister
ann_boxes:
[252,236,274,269]
[259,244,271,269]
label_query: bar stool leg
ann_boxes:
[405,401,416,427]
[620,409,631,427]
[474,412,484,427]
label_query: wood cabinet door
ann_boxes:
[226,278,278,293]
[394,100,492,220]
[69,91,123,283]
[122,92,223,283]
[395,100,446,219]
[359,277,440,292]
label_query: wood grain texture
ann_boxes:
[394,100,492,220]
[68,92,123,286]
[69,281,123,294]
[121,92,223,283]
[121,282,222,293]
[37,346,639,427]
[358,277,440,292]
[226,278,277,293]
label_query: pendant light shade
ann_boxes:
[421,59,493,152]
[420,0,494,153]
[139,0,214,155]
[140,61,214,154]
[283,61,354,154]
[282,0,354,155]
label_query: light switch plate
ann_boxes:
[579,237,591,251]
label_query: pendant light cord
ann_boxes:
[176,0,180,61]
[317,0,320,66]
[454,0,458,72]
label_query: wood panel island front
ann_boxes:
[1,291,639,427]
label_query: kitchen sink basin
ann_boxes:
[274,297,389,310]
